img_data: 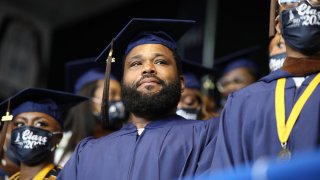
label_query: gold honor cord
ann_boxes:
[32,163,55,180]
[275,73,320,160]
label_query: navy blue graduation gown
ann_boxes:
[211,70,320,171]
[58,115,218,180]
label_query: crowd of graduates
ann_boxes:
[0,0,320,179]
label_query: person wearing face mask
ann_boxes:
[269,33,287,71]
[55,58,128,166]
[0,124,20,179]
[176,59,214,120]
[215,47,258,109]
[58,18,218,180]
[0,88,88,180]
[210,0,320,172]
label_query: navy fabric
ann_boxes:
[0,88,88,126]
[187,148,320,180]
[58,115,219,180]
[74,69,106,93]
[95,18,195,63]
[65,58,118,93]
[213,46,259,77]
[12,100,61,123]
[222,58,256,75]
[181,59,212,90]
[210,69,320,171]
[184,72,201,90]
[125,31,176,55]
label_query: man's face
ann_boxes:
[121,44,185,117]
[218,67,256,97]
[123,44,184,94]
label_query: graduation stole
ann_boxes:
[33,163,55,180]
[275,73,320,159]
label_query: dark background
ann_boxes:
[0,0,271,99]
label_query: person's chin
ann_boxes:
[137,84,162,94]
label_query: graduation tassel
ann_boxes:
[100,39,115,129]
[0,99,13,160]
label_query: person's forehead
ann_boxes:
[14,111,56,120]
[125,44,174,59]
[224,67,252,77]
[182,88,199,96]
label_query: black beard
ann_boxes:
[121,75,181,118]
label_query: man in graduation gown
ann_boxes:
[58,18,218,180]
[211,0,320,171]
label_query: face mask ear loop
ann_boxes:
[51,132,63,152]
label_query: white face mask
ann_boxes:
[176,108,199,120]
[269,53,287,72]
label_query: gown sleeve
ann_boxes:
[195,116,220,173]
[57,137,94,180]
[210,94,238,171]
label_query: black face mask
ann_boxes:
[176,108,199,120]
[5,144,20,166]
[10,126,61,166]
[280,1,320,55]
[269,53,287,71]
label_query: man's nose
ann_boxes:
[142,62,156,75]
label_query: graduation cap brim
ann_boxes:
[182,59,213,79]
[213,46,260,76]
[95,18,196,63]
[0,88,89,116]
[214,46,260,66]
[65,58,105,93]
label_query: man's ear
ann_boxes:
[180,75,185,93]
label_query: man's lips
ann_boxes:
[137,78,160,87]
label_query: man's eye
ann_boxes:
[130,61,142,67]
[155,60,167,65]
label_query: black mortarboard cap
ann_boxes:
[95,18,195,63]
[0,88,89,127]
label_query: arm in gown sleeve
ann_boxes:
[195,116,220,174]
[57,137,94,180]
[210,93,240,171]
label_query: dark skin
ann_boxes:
[11,112,62,180]
[219,67,256,97]
[123,44,185,129]
[177,88,201,110]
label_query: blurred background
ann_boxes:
[0,0,270,100]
